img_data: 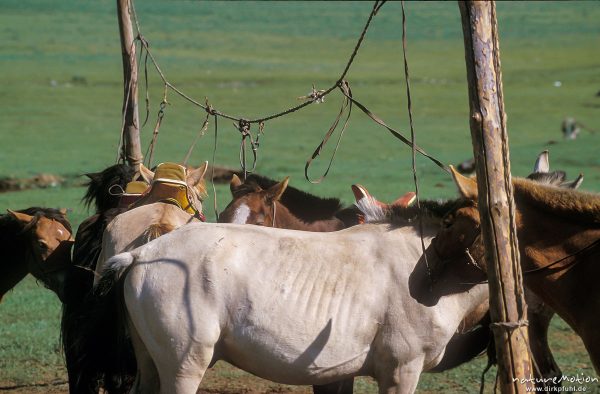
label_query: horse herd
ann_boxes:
[1,151,598,394]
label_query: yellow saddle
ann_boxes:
[130,163,204,220]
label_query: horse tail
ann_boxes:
[71,252,137,394]
[143,222,175,242]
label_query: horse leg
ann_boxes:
[128,322,159,394]
[153,340,216,394]
[312,378,354,394]
[526,291,561,387]
[375,358,423,394]
[156,353,210,394]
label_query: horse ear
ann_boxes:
[392,192,416,208]
[6,209,34,224]
[533,150,549,173]
[562,173,584,189]
[351,184,372,203]
[138,164,154,184]
[187,161,209,188]
[84,172,100,181]
[450,166,478,200]
[59,208,68,216]
[230,174,243,194]
[266,177,289,202]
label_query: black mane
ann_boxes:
[384,199,463,225]
[243,174,343,222]
[82,164,135,213]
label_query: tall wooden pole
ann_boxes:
[117,0,143,167]
[459,2,533,392]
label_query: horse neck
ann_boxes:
[0,221,32,298]
[514,198,600,328]
[515,198,600,270]
[274,202,345,232]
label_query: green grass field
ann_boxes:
[1,1,599,392]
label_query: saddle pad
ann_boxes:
[153,163,187,184]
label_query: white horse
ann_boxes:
[93,162,208,287]
[102,207,489,394]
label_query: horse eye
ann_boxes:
[443,218,453,228]
[38,241,48,250]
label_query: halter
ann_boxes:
[436,225,600,284]
[271,200,277,228]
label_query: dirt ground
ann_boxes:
[0,363,315,394]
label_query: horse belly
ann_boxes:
[220,318,375,385]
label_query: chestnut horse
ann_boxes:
[0,207,73,302]
[434,167,600,374]
[218,174,360,230]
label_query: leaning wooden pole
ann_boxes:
[117,0,143,167]
[459,2,533,393]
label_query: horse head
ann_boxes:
[433,150,585,279]
[351,184,416,223]
[3,208,74,302]
[219,174,289,226]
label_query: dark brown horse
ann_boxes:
[62,163,139,394]
[434,167,600,375]
[219,174,360,230]
[0,207,73,302]
[64,162,206,394]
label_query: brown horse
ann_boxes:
[218,174,360,230]
[434,167,600,375]
[0,207,73,302]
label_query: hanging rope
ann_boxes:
[145,85,168,168]
[125,0,449,186]
[401,0,434,287]
[182,111,210,166]
[128,0,385,125]
[304,81,353,183]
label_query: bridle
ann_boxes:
[270,200,277,228]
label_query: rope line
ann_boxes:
[123,0,448,181]
[128,1,386,126]
[401,0,433,288]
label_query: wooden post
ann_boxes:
[459,2,533,392]
[117,0,143,167]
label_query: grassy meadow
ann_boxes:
[1,1,599,392]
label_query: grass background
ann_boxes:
[1,1,599,392]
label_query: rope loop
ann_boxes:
[489,319,529,331]
[204,97,216,116]
[237,119,258,179]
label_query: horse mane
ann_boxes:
[513,177,600,225]
[143,222,176,242]
[82,164,135,213]
[526,171,566,186]
[243,174,343,222]
[358,198,461,226]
